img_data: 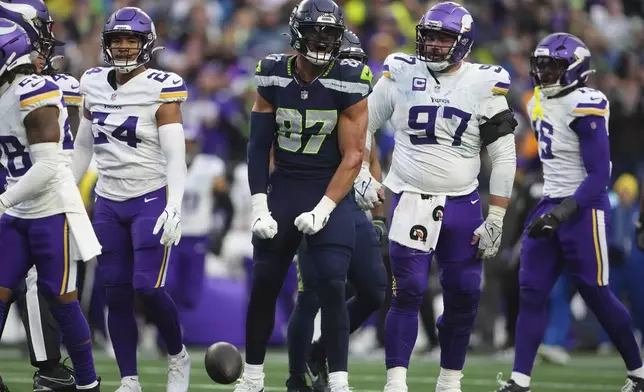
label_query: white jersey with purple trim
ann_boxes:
[369,53,511,196]
[527,87,610,199]
[80,67,188,201]
[46,73,82,107]
[0,74,83,218]
[181,154,225,237]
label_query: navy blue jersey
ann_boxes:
[255,54,372,180]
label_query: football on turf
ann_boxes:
[204,342,243,384]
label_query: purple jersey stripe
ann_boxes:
[63,91,82,97]
[575,99,608,111]
[19,80,59,102]
[160,84,187,93]
[494,81,510,90]
[383,64,390,72]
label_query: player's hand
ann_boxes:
[354,163,383,210]
[635,214,644,251]
[372,216,388,245]
[527,198,578,238]
[153,203,182,246]
[472,219,503,259]
[294,196,336,235]
[251,193,278,239]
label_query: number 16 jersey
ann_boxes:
[369,53,512,196]
[80,67,188,201]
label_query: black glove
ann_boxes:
[527,198,578,238]
[372,216,388,245]
[636,214,644,251]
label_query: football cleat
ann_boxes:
[33,361,76,392]
[167,347,191,392]
[623,376,644,392]
[115,377,141,392]
[232,376,264,392]
[286,376,313,392]
[494,374,530,392]
[306,344,329,392]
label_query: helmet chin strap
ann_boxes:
[426,61,450,71]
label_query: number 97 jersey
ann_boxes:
[80,67,188,201]
[370,53,512,196]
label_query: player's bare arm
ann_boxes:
[25,106,61,144]
[67,106,80,138]
[368,137,385,215]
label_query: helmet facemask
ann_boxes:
[531,56,569,97]
[416,27,458,71]
[103,31,146,74]
[294,22,343,66]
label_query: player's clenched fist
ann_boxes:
[353,162,383,210]
[153,204,182,246]
[294,196,336,235]
[251,193,278,239]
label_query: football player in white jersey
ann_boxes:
[166,127,228,313]
[495,33,644,392]
[71,7,191,392]
[0,19,101,392]
[358,2,518,391]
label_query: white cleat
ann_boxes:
[383,381,408,392]
[233,375,265,392]
[330,386,352,392]
[537,344,570,365]
[167,346,191,392]
[115,377,142,392]
[435,374,462,392]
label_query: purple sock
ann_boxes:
[384,300,419,369]
[513,289,549,376]
[50,300,97,386]
[106,285,139,377]
[136,287,183,355]
[580,285,643,370]
[436,289,480,371]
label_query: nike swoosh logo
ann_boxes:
[172,79,182,85]
[31,80,45,88]
[38,374,75,384]
[471,199,479,204]
[71,84,80,89]
[590,97,601,101]
[144,197,158,203]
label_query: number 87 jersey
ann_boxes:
[369,53,512,196]
[80,67,187,201]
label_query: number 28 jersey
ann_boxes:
[369,53,512,196]
[80,67,188,201]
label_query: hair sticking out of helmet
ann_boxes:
[289,0,345,66]
[530,33,594,97]
[416,1,474,72]
[102,7,157,74]
[338,29,367,63]
[0,18,34,88]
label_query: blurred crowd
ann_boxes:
[16,0,642,357]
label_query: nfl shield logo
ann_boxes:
[111,93,117,101]
[434,85,441,93]
[301,89,308,100]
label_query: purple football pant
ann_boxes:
[514,197,642,376]
[385,191,483,371]
[166,235,208,311]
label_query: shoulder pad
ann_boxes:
[79,67,108,95]
[331,59,372,97]
[568,88,609,118]
[17,76,63,114]
[147,70,188,103]
[473,64,511,97]
[255,54,292,90]
[382,52,417,81]
[255,53,289,77]
[48,74,82,107]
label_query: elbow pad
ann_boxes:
[479,109,518,146]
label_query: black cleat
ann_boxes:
[306,346,329,392]
[33,361,76,392]
[286,376,313,392]
[623,376,644,392]
[494,374,530,392]
[0,374,10,392]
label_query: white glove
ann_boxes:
[153,203,182,246]
[354,162,383,210]
[294,196,336,235]
[251,193,278,239]
[471,205,505,259]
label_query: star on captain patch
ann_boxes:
[301,89,308,100]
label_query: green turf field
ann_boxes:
[0,349,631,391]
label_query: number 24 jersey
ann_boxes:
[80,67,188,201]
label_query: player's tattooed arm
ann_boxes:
[71,107,95,184]
[0,106,62,211]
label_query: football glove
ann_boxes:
[372,216,388,245]
[636,214,644,251]
[153,203,182,246]
[527,198,578,238]
[251,193,278,239]
[295,196,336,235]
[354,162,383,210]
[472,205,504,259]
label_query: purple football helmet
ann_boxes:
[416,2,474,71]
[0,18,33,81]
[0,0,62,63]
[531,33,594,97]
[102,7,157,73]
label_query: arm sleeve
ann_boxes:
[366,77,395,150]
[570,115,610,209]
[71,116,94,184]
[158,123,187,207]
[0,143,60,208]
[485,134,517,199]
[247,111,276,195]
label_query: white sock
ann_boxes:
[438,368,462,378]
[387,367,407,383]
[511,372,531,388]
[169,345,187,360]
[628,366,644,379]
[244,363,264,379]
[77,380,99,390]
[329,371,348,388]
